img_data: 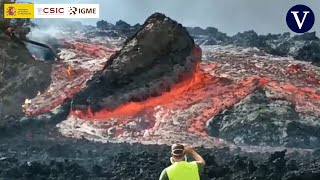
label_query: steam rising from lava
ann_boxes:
[26,28,59,61]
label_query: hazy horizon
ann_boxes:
[28,0,320,36]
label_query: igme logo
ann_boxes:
[68,7,97,15]
[286,4,315,33]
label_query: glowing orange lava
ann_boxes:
[63,41,116,57]
[27,42,320,142]
[67,66,72,76]
[70,61,214,119]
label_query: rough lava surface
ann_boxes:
[2,13,320,180]
[22,13,320,150]
[188,28,320,66]
[71,13,197,113]
[0,34,51,118]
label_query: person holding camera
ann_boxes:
[159,144,206,180]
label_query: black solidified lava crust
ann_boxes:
[0,125,320,180]
[72,13,196,113]
[207,88,320,149]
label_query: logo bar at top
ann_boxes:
[4,4,99,18]
[4,4,34,18]
[34,4,99,18]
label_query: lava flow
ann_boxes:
[23,13,320,148]
[58,45,320,147]
[67,44,274,139]
[70,46,210,120]
[23,41,117,116]
[70,62,213,119]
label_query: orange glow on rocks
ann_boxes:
[70,45,207,119]
[24,49,117,116]
[67,66,72,76]
[63,41,116,57]
[25,43,320,142]
[69,45,320,134]
[287,64,303,74]
[70,61,215,120]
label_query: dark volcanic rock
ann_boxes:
[96,20,115,30]
[230,30,262,47]
[0,130,320,180]
[0,33,51,117]
[96,19,141,37]
[96,19,320,65]
[249,32,320,65]
[187,26,229,45]
[115,20,131,30]
[207,88,320,148]
[187,26,320,65]
[72,13,196,112]
[85,30,120,38]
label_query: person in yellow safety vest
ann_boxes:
[159,144,206,180]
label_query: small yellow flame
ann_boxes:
[25,99,32,104]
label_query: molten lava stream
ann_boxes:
[71,63,216,120]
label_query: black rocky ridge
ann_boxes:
[95,19,320,66]
[72,13,196,113]
[227,31,320,66]
[180,28,320,66]
[96,19,141,38]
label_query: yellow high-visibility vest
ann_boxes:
[166,161,200,180]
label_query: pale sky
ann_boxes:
[29,0,320,35]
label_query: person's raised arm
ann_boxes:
[184,145,205,165]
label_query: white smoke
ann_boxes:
[25,18,89,60]
[25,27,58,60]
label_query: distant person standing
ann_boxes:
[159,144,205,180]
[5,26,14,37]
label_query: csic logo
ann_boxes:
[5,6,16,16]
[37,7,64,15]
[68,6,97,15]
[286,4,315,33]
